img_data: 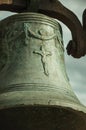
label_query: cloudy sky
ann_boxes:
[60,0,86,106]
[0,0,86,106]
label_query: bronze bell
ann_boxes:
[0,12,86,130]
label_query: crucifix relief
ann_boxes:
[33,45,52,76]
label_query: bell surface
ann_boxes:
[0,13,86,130]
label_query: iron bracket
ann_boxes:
[38,0,86,58]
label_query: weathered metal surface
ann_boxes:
[0,13,86,130]
[0,0,86,58]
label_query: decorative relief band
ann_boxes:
[24,23,57,41]
[0,21,63,76]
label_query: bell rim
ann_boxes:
[0,91,86,129]
[0,91,86,114]
[0,101,86,114]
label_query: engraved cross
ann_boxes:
[33,45,52,76]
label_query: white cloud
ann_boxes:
[60,0,86,106]
[0,11,16,20]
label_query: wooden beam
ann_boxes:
[0,0,27,12]
[0,0,12,4]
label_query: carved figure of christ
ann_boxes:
[33,45,52,76]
